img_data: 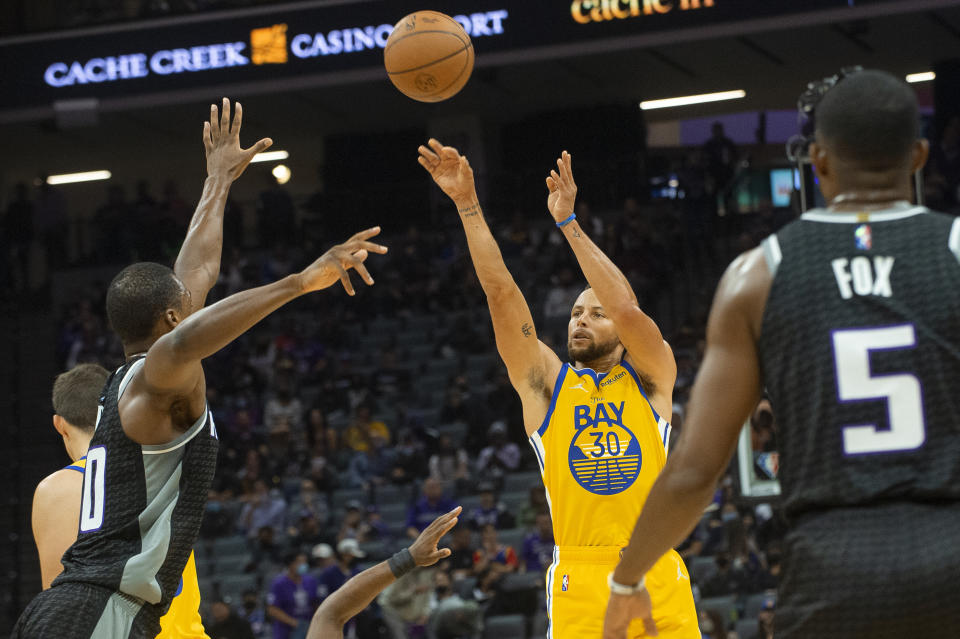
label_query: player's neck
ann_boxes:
[828,189,912,211]
[575,353,620,375]
[69,431,93,462]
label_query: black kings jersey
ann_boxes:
[758,204,960,520]
[55,355,219,614]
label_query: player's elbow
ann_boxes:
[313,599,348,628]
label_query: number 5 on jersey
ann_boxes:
[80,446,107,532]
[832,324,926,456]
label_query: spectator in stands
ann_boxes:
[363,505,392,541]
[427,570,483,639]
[428,434,471,489]
[541,266,582,324]
[468,482,515,530]
[343,403,390,452]
[267,552,319,639]
[337,501,371,543]
[286,479,328,530]
[309,543,335,574]
[750,597,776,639]
[237,449,268,495]
[239,480,287,539]
[346,432,394,488]
[247,525,283,573]
[700,552,747,598]
[34,179,67,268]
[445,526,478,580]
[240,590,269,639]
[202,489,235,539]
[475,421,521,486]
[287,513,325,553]
[473,524,518,575]
[516,485,548,529]
[697,609,725,639]
[439,387,470,425]
[317,539,365,602]
[703,121,739,207]
[390,427,427,484]
[407,477,457,539]
[264,384,303,442]
[208,599,255,639]
[521,513,554,573]
[378,565,436,639]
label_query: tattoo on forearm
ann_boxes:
[521,322,532,337]
[572,229,581,238]
[458,204,481,217]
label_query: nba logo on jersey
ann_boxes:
[854,224,872,250]
[561,574,569,591]
[568,402,642,495]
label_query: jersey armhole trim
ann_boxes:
[949,217,960,264]
[620,359,664,425]
[761,235,783,278]
[141,408,211,455]
[535,363,569,438]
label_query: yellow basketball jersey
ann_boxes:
[528,360,671,547]
[157,551,208,639]
[65,458,208,638]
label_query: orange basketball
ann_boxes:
[384,10,474,103]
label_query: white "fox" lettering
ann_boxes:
[831,256,895,299]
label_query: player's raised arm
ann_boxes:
[307,507,461,639]
[546,152,676,409]
[128,229,387,444]
[602,249,769,639]
[174,98,272,312]
[418,139,561,432]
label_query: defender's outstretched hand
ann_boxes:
[409,507,461,567]
[546,150,578,223]
[203,97,273,181]
[298,227,388,295]
[418,138,476,204]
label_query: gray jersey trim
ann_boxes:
[89,591,142,638]
[949,217,960,264]
[800,204,927,224]
[141,408,209,455]
[761,234,783,278]
[117,358,145,399]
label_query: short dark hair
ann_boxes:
[52,363,110,432]
[816,69,919,169]
[106,262,183,345]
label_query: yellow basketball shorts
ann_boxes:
[544,546,700,639]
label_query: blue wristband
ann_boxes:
[556,213,576,228]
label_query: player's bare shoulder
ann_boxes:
[715,246,774,338]
[33,468,83,512]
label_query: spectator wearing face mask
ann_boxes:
[428,570,482,639]
[239,590,269,639]
[267,552,319,639]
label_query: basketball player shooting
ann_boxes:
[14,99,388,639]
[418,139,698,638]
[604,70,960,638]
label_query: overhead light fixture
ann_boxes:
[251,150,289,163]
[46,170,111,185]
[640,90,746,111]
[906,71,935,84]
[272,164,291,185]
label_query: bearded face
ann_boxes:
[567,331,620,364]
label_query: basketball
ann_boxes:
[384,10,474,103]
